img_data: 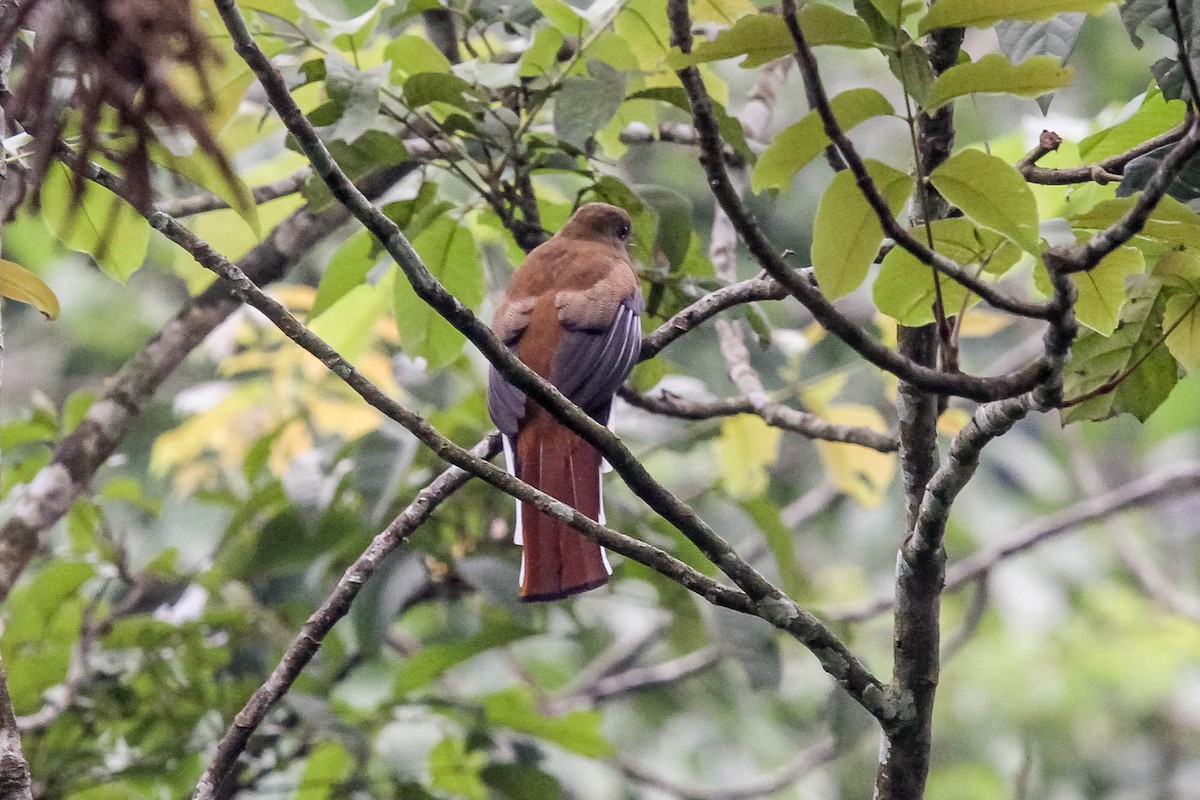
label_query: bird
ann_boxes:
[488,202,644,601]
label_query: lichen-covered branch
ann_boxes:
[211,0,889,726]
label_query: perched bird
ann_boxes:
[488,203,644,601]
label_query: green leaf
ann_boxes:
[152,143,261,237]
[4,561,94,645]
[629,87,752,160]
[483,688,614,757]
[872,218,1018,325]
[296,742,353,800]
[1062,275,1177,423]
[430,738,488,800]
[919,0,1113,33]
[403,72,480,110]
[741,496,807,600]
[312,230,378,319]
[519,26,566,77]
[635,184,692,270]
[386,34,453,81]
[303,129,408,213]
[1070,196,1200,254]
[1079,91,1186,161]
[997,14,1087,64]
[482,764,564,800]
[554,62,628,149]
[1152,250,1200,290]
[1164,290,1200,370]
[925,53,1073,110]
[324,55,386,142]
[874,245,977,326]
[929,148,1041,253]
[0,258,59,319]
[534,0,587,33]
[394,608,532,693]
[1118,143,1200,203]
[311,280,390,362]
[1121,0,1200,101]
[41,162,149,282]
[811,159,912,299]
[395,215,483,368]
[889,38,936,105]
[693,0,757,24]
[667,7,871,70]
[613,0,673,71]
[752,88,894,193]
[1070,246,1146,335]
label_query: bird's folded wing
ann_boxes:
[488,290,643,436]
[552,291,644,417]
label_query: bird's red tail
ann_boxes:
[516,415,610,601]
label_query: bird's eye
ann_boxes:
[618,223,631,240]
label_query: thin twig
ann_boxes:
[1067,435,1200,622]
[638,276,790,361]
[831,462,1200,623]
[775,0,1052,321]
[1017,127,1186,185]
[617,736,837,800]
[208,0,890,729]
[196,436,500,799]
[0,163,419,602]
[664,0,1050,402]
[550,647,724,713]
[159,167,313,217]
[619,387,898,452]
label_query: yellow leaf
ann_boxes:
[715,415,782,499]
[0,259,59,319]
[801,321,826,345]
[956,308,1010,337]
[801,373,849,414]
[1164,292,1200,371]
[937,407,971,437]
[815,405,895,507]
[875,313,898,348]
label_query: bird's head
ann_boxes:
[557,202,633,247]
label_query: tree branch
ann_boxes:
[664,0,1049,403]
[1017,127,1185,186]
[617,736,837,800]
[874,21,962,797]
[830,462,1200,623]
[638,276,789,361]
[620,387,897,451]
[0,163,418,602]
[210,0,890,726]
[550,647,724,712]
[0,656,31,800]
[158,167,313,217]
[195,436,500,799]
[775,0,1052,322]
